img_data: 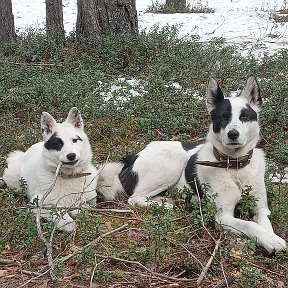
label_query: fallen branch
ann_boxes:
[214,275,236,288]
[193,178,216,241]
[35,162,62,280]
[93,253,196,283]
[60,224,129,263]
[90,258,105,288]
[194,178,222,286]
[197,238,221,286]
[17,269,50,288]
[0,258,17,265]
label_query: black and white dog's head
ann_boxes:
[41,107,92,173]
[206,75,262,155]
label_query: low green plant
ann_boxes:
[77,209,105,244]
[234,186,258,220]
[146,0,214,14]
[172,186,217,228]
[143,202,175,266]
[77,246,95,267]
[53,259,64,279]
[236,266,265,288]
[91,264,111,283]
[121,241,151,262]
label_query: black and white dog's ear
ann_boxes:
[206,77,224,113]
[41,112,57,134]
[66,107,83,129]
[240,75,262,110]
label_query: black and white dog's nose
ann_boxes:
[66,153,76,161]
[227,129,239,140]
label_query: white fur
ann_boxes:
[3,108,98,232]
[98,76,287,253]
[127,142,201,207]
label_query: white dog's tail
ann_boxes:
[3,151,24,191]
[97,162,124,200]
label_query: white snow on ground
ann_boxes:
[12,0,288,57]
[97,78,147,107]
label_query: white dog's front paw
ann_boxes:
[259,232,287,253]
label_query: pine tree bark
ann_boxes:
[166,0,186,11]
[76,0,101,38]
[0,0,16,44]
[76,0,138,39]
[46,0,65,43]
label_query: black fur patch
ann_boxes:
[239,104,257,122]
[44,132,64,151]
[119,154,139,196]
[181,141,197,151]
[185,153,203,198]
[211,99,232,133]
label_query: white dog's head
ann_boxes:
[206,75,262,155]
[41,107,92,173]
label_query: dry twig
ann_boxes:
[196,238,221,286]
[193,178,222,286]
[93,253,196,283]
[35,162,62,280]
[60,224,129,263]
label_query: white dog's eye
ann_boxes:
[72,136,82,143]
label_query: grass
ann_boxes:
[0,27,287,287]
[146,1,215,14]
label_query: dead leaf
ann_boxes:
[230,247,241,260]
[38,279,49,288]
[0,270,9,277]
[275,280,285,287]
[105,221,112,232]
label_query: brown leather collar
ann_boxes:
[195,147,253,169]
[58,172,92,179]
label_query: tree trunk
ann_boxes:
[0,0,16,44]
[46,0,65,43]
[76,0,138,39]
[166,0,186,10]
[76,0,102,38]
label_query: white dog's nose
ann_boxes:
[66,153,76,161]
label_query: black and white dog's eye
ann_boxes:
[240,115,250,121]
[222,114,229,121]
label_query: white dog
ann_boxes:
[3,107,98,232]
[97,75,287,253]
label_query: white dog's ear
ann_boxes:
[206,77,224,113]
[240,75,262,109]
[66,107,83,129]
[41,112,56,134]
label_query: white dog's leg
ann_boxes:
[128,185,174,209]
[251,182,274,233]
[53,212,76,232]
[253,207,274,233]
[44,209,76,232]
[31,206,76,232]
[216,211,287,253]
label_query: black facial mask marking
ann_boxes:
[44,132,64,151]
[211,99,232,133]
[239,104,257,122]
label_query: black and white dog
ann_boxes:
[3,108,98,232]
[98,75,287,253]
